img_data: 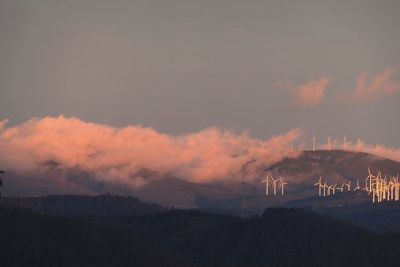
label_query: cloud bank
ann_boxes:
[0,116,303,188]
[1,116,398,192]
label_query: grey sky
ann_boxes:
[1,0,399,146]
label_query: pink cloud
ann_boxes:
[0,116,304,187]
[354,65,400,101]
[276,77,329,107]
[296,78,329,107]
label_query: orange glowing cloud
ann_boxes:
[353,65,400,102]
[276,77,329,108]
[0,116,304,188]
[296,78,329,107]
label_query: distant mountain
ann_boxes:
[131,150,400,211]
[2,150,400,212]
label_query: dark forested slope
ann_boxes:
[1,204,400,267]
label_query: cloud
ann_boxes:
[296,78,329,107]
[353,65,400,102]
[276,77,329,108]
[0,116,304,188]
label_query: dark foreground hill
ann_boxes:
[1,204,400,267]
[0,194,164,217]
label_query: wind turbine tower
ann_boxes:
[354,179,361,191]
[357,137,362,152]
[332,184,337,195]
[279,177,287,195]
[311,135,316,151]
[323,181,328,197]
[343,134,347,150]
[340,183,345,192]
[314,176,323,196]
[327,136,332,151]
[345,180,352,191]
[261,176,269,196]
[271,176,278,195]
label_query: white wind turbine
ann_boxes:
[369,188,377,203]
[345,180,352,191]
[332,184,337,195]
[389,178,395,201]
[271,176,278,195]
[327,184,334,196]
[394,174,399,201]
[343,134,347,150]
[356,137,362,152]
[311,134,316,151]
[354,179,361,191]
[340,183,345,193]
[314,176,323,196]
[366,167,375,193]
[279,177,287,195]
[327,136,332,151]
[261,176,269,196]
[322,181,328,197]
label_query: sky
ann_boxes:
[1,0,400,148]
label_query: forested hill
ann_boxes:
[0,194,164,217]
[1,204,400,267]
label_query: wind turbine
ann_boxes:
[343,134,347,150]
[332,184,337,195]
[314,176,323,196]
[327,136,332,151]
[368,188,377,203]
[322,181,328,197]
[271,176,278,195]
[279,177,287,195]
[394,174,400,201]
[345,180,352,191]
[340,183,345,192]
[366,167,375,193]
[261,176,269,196]
[311,134,316,152]
[376,172,383,203]
[389,178,395,201]
[354,179,361,191]
[327,184,334,196]
[356,137,362,152]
